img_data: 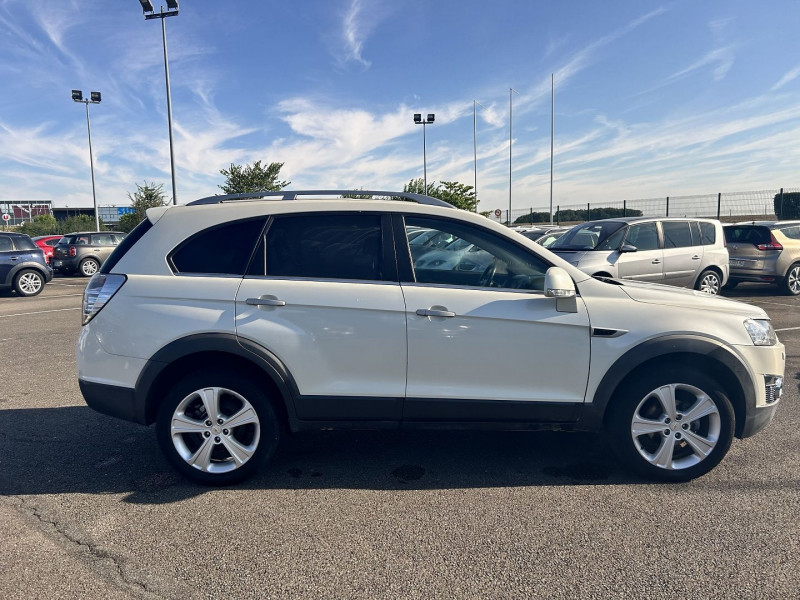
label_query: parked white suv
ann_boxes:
[77,191,784,485]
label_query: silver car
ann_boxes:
[549,217,729,294]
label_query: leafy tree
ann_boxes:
[18,214,59,236]
[403,178,479,212]
[59,214,103,233]
[774,191,800,219]
[219,161,290,194]
[437,181,478,212]
[118,181,168,232]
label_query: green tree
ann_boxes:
[218,161,290,194]
[59,214,103,234]
[18,214,59,236]
[118,181,168,232]
[403,178,439,197]
[437,181,478,212]
[775,191,800,219]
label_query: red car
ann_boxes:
[32,235,62,265]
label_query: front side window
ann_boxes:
[662,221,693,248]
[625,222,660,251]
[171,218,266,275]
[249,214,384,281]
[404,216,550,291]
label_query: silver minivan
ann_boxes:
[549,217,729,294]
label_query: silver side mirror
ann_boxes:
[545,267,577,313]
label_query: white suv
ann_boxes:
[77,191,785,485]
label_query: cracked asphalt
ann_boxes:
[1,276,798,599]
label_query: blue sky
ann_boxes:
[2,0,800,215]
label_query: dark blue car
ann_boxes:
[0,232,53,297]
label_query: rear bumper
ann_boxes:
[79,379,145,424]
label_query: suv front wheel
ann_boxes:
[156,369,281,485]
[607,368,734,481]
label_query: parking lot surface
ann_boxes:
[1,277,798,599]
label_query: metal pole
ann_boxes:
[422,122,427,193]
[161,15,178,205]
[717,192,722,219]
[85,101,100,232]
[666,196,669,217]
[509,88,512,225]
[549,73,554,225]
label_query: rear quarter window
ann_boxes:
[699,222,717,245]
[779,226,800,240]
[170,218,266,275]
[13,237,37,251]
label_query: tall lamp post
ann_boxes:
[71,90,101,232]
[509,87,519,226]
[473,100,486,210]
[413,113,435,193]
[139,0,179,205]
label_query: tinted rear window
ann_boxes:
[662,222,693,248]
[724,226,770,245]
[171,218,266,275]
[699,222,716,245]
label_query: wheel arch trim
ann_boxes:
[583,334,756,436]
[135,333,299,427]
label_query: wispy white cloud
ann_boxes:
[337,0,374,69]
[772,65,800,91]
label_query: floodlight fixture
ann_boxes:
[72,89,83,102]
[71,88,102,232]
[166,0,179,10]
[426,114,435,123]
[139,0,155,14]
[413,113,422,124]
[90,91,102,103]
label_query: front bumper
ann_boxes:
[735,342,785,438]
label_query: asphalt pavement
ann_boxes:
[1,276,798,599]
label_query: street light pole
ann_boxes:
[473,100,486,210]
[550,73,554,225]
[72,90,101,232]
[140,0,179,205]
[509,87,519,226]
[413,113,435,193]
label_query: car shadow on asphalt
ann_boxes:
[0,405,654,504]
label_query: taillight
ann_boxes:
[756,234,782,251]
[82,273,126,325]
[69,246,77,257]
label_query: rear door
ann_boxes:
[235,212,407,422]
[661,221,700,286]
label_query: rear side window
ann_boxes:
[625,222,659,251]
[662,222,693,248]
[699,222,716,245]
[92,234,115,245]
[249,214,384,281]
[724,226,770,245]
[13,237,37,251]
[780,225,800,240]
[171,218,266,275]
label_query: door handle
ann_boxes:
[651,259,661,264]
[10,256,19,261]
[416,308,456,318]
[691,255,701,260]
[246,296,286,307]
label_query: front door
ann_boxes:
[617,221,663,282]
[398,215,591,423]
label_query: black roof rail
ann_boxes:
[187,190,454,208]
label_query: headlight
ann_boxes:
[743,319,778,346]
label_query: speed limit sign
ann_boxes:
[1,214,9,222]
[494,209,501,218]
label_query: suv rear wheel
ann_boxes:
[608,368,734,481]
[782,262,800,296]
[13,269,45,297]
[156,369,281,485]
[695,269,721,295]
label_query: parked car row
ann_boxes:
[0,230,126,297]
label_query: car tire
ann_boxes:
[13,269,45,297]
[79,258,100,277]
[156,369,281,485]
[607,367,734,482]
[781,262,800,296]
[695,269,721,295]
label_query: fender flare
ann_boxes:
[135,333,299,426]
[580,334,756,435]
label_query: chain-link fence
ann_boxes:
[495,187,800,226]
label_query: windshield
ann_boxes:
[550,221,626,251]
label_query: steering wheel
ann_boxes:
[479,261,497,287]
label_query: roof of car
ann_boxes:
[727,220,800,228]
[584,216,721,224]
[61,231,126,235]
